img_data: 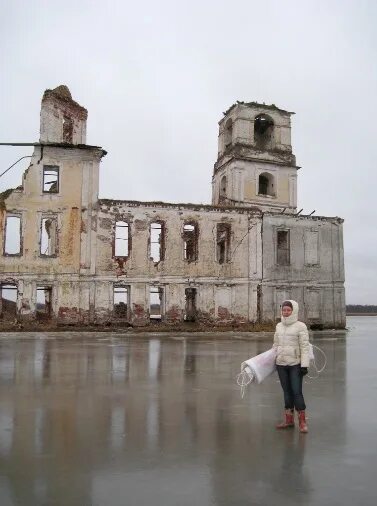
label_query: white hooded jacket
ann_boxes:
[273,300,310,367]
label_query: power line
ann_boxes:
[0,156,32,179]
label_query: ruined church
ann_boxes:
[0,86,345,328]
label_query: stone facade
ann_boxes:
[0,87,345,328]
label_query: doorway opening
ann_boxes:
[184,288,197,322]
[36,286,52,320]
[150,287,163,322]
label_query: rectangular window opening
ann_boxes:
[115,221,129,257]
[216,223,231,264]
[0,284,17,320]
[43,166,59,193]
[4,215,21,255]
[183,223,198,262]
[40,217,58,256]
[150,287,163,322]
[113,286,129,318]
[277,230,290,265]
[150,222,165,262]
[184,288,197,322]
[36,286,52,320]
[63,117,73,143]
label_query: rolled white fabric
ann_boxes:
[237,344,320,397]
[241,348,277,384]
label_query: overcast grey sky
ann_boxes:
[1,0,376,304]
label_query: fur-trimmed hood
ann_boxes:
[281,299,299,326]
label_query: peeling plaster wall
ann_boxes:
[0,89,346,329]
[213,161,297,211]
[1,192,344,327]
[93,201,261,325]
[0,147,101,266]
[0,142,103,322]
[262,214,345,328]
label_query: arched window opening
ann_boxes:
[254,114,274,149]
[220,175,227,198]
[224,118,233,148]
[183,222,199,262]
[277,230,290,265]
[40,217,58,256]
[150,221,165,263]
[258,172,275,197]
[115,221,129,257]
[216,223,231,264]
[4,215,21,255]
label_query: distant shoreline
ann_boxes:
[347,313,377,316]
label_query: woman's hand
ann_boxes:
[300,367,308,376]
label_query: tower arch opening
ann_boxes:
[219,174,227,200]
[254,114,274,149]
[258,172,275,196]
[224,118,233,148]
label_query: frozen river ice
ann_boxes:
[0,317,376,505]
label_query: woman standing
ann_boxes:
[273,300,310,433]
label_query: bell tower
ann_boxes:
[212,101,298,213]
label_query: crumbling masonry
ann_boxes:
[0,87,345,328]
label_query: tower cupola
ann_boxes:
[212,101,298,213]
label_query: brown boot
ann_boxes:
[276,409,295,429]
[298,410,308,433]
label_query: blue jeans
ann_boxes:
[276,364,306,411]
